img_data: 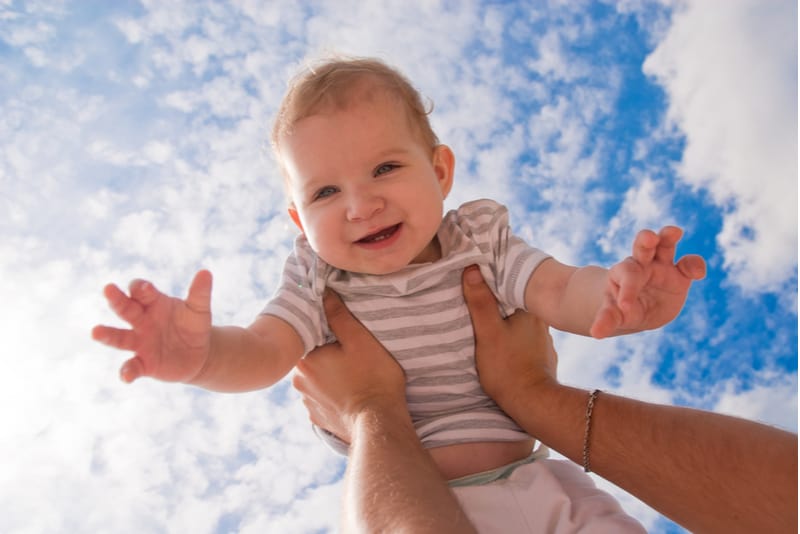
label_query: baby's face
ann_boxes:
[280,94,454,275]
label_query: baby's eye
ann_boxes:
[314,186,339,200]
[374,163,398,176]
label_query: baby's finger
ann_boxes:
[631,229,659,264]
[653,226,683,263]
[614,257,647,311]
[120,356,145,383]
[676,254,707,281]
[129,279,161,307]
[186,270,213,313]
[103,283,146,327]
[590,301,622,339]
[91,324,138,351]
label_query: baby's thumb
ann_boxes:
[186,270,213,312]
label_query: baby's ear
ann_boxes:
[288,206,304,233]
[432,144,455,198]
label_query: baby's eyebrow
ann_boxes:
[303,180,331,196]
[295,170,329,187]
[372,147,412,160]
[290,176,327,200]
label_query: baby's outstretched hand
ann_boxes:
[590,227,706,338]
[91,270,214,383]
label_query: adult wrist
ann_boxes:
[493,375,561,420]
[351,395,416,445]
[355,393,412,425]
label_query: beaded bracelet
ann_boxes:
[582,389,601,473]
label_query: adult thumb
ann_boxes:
[462,266,504,339]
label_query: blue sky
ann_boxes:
[1,1,796,533]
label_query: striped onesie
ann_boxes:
[263,198,550,453]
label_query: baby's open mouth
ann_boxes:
[357,224,401,243]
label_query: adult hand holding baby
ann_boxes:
[293,289,407,445]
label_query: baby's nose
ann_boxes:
[346,191,384,221]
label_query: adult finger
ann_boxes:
[300,396,322,427]
[513,311,559,379]
[322,289,370,344]
[292,367,319,412]
[462,266,504,341]
[291,367,309,396]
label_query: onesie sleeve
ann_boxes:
[456,199,550,312]
[260,236,326,355]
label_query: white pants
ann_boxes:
[452,459,646,533]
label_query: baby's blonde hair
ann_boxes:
[271,57,439,169]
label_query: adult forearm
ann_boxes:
[342,402,476,534]
[500,381,797,533]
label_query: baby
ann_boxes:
[93,57,705,524]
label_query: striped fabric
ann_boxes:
[263,199,550,450]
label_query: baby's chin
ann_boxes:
[338,262,411,276]
[317,239,440,275]
[322,255,419,276]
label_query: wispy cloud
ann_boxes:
[644,0,798,293]
[1,1,795,533]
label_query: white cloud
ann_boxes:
[88,139,142,166]
[1,20,55,47]
[526,27,594,83]
[713,371,798,432]
[599,176,672,257]
[0,239,343,531]
[143,140,174,164]
[113,16,146,44]
[1,2,795,533]
[643,0,798,293]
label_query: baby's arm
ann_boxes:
[525,227,706,338]
[192,315,304,392]
[523,259,606,336]
[92,270,304,392]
